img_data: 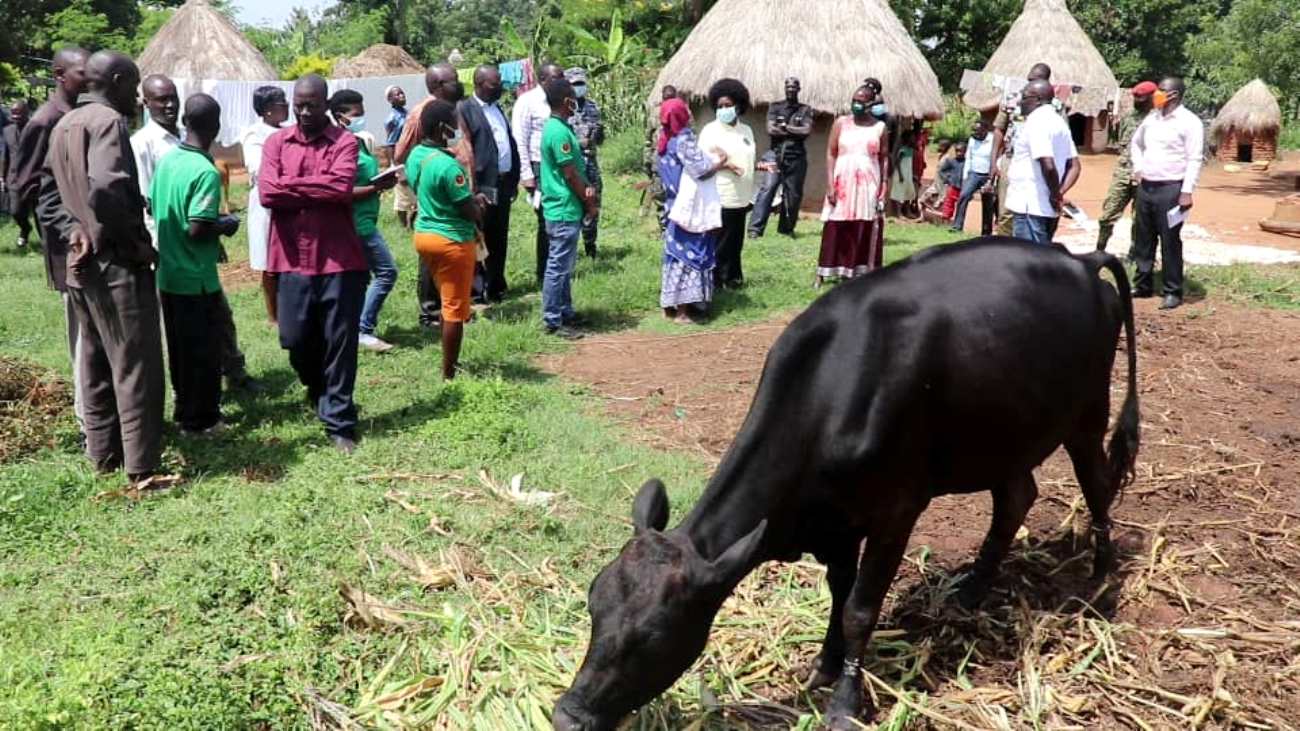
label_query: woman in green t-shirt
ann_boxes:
[405,100,483,379]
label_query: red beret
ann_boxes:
[1132,81,1158,96]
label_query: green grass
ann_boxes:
[0,170,1295,729]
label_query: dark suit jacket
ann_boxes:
[458,96,520,204]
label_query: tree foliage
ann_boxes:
[1070,0,1224,86]
[1184,0,1300,117]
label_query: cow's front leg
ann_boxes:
[807,547,860,691]
[824,519,917,730]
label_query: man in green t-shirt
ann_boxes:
[329,90,399,353]
[538,77,598,339]
[148,93,239,435]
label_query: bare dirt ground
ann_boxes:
[543,299,1300,729]
[946,153,1300,253]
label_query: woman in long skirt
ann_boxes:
[658,98,728,323]
[817,85,890,286]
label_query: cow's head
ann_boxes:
[553,479,766,731]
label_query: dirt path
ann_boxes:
[942,153,1300,253]
[543,299,1300,728]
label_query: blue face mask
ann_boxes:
[573,84,587,99]
[346,116,366,134]
[716,106,738,125]
[871,103,887,118]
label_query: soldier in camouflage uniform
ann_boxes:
[1097,82,1156,251]
[566,68,605,258]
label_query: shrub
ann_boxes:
[929,94,981,147]
[282,53,335,81]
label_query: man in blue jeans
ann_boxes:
[330,90,399,352]
[538,77,597,340]
[950,120,993,233]
[1005,79,1079,244]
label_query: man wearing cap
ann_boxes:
[566,67,604,257]
[749,76,812,238]
[1096,82,1156,251]
[383,85,415,230]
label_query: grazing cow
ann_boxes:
[553,238,1140,731]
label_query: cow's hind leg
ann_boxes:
[806,543,860,691]
[956,472,1038,608]
[824,512,921,730]
[1066,436,1117,578]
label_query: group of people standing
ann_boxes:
[5,47,610,485]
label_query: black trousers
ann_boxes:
[213,291,247,379]
[160,290,223,431]
[481,200,512,301]
[749,152,807,236]
[418,255,441,325]
[715,206,751,287]
[277,271,366,438]
[1132,180,1185,297]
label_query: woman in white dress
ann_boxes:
[240,85,289,324]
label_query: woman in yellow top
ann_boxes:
[698,78,755,289]
[405,100,483,379]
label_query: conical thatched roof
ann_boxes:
[1211,79,1282,139]
[963,0,1118,116]
[649,0,944,119]
[138,0,277,81]
[333,44,424,78]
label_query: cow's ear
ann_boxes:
[706,520,767,587]
[631,479,670,533]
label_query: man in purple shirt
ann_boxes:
[260,74,367,453]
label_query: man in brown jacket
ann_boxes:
[19,47,89,432]
[39,51,164,482]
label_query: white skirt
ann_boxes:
[247,183,270,272]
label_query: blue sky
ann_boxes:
[234,0,338,28]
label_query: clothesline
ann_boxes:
[959,69,1120,117]
[171,59,533,148]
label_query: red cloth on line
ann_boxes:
[260,124,366,276]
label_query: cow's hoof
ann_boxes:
[823,711,869,731]
[804,665,840,692]
[955,574,991,609]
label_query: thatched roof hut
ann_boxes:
[963,0,1118,118]
[137,0,277,81]
[333,44,425,79]
[1212,79,1282,163]
[651,0,943,211]
[650,0,944,120]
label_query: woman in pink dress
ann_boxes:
[817,85,891,286]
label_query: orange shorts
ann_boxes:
[413,232,476,323]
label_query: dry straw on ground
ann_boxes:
[0,357,71,464]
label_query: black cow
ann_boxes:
[553,238,1140,731]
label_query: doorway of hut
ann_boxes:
[1069,113,1087,149]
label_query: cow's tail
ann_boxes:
[1088,251,1140,496]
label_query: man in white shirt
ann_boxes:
[1130,76,1203,310]
[1005,79,1079,245]
[512,62,565,283]
[131,74,183,239]
[131,74,255,391]
[951,119,993,232]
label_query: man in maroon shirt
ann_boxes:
[260,74,367,453]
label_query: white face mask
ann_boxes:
[573,84,587,99]
[716,106,738,125]
[442,123,463,147]
[346,116,366,134]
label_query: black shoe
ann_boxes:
[226,373,261,392]
[330,434,358,454]
[584,244,598,258]
[1159,294,1183,310]
[544,324,584,340]
[1133,289,1155,299]
[562,312,589,327]
[747,230,762,239]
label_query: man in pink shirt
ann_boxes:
[260,74,367,453]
